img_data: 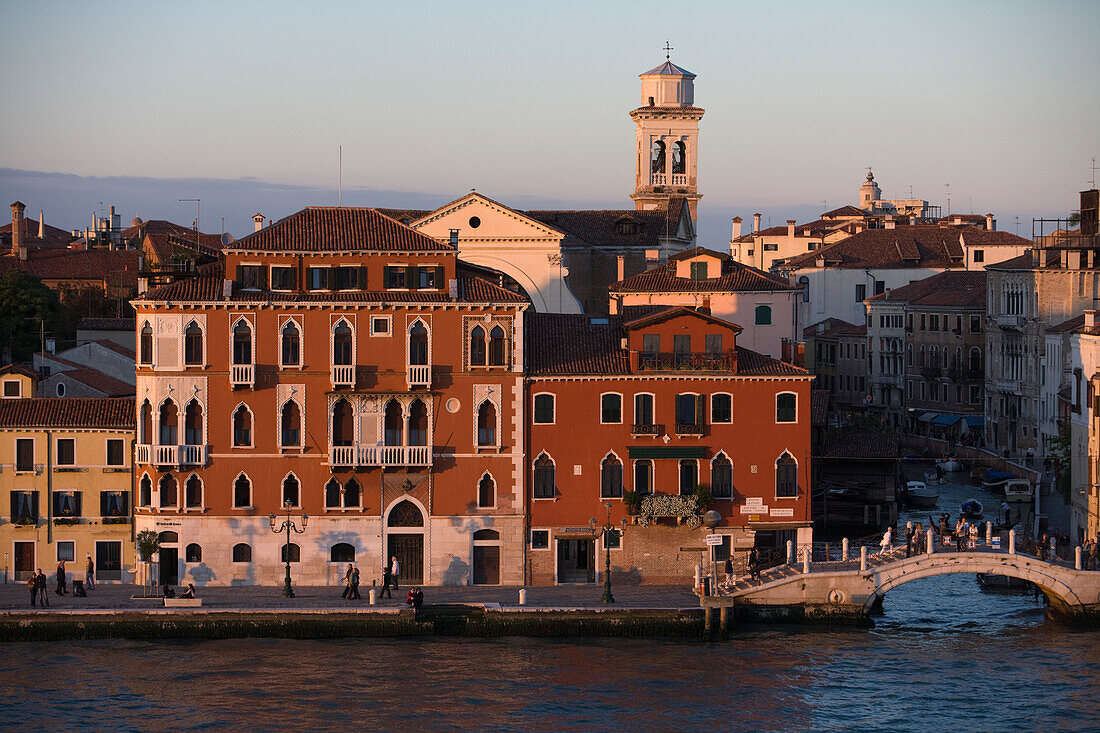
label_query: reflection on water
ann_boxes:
[0,473,1096,732]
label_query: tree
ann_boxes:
[135,529,161,597]
[0,269,62,362]
[56,286,136,348]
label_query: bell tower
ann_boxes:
[629,45,704,223]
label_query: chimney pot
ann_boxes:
[11,201,25,254]
[449,228,459,247]
[252,213,265,232]
[753,213,761,233]
[616,255,625,282]
[787,219,796,238]
[731,217,742,241]
[885,215,896,230]
[986,213,995,231]
[1087,310,1097,328]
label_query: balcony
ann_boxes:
[631,423,665,437]
[996,378,1021,393]
[995,314,1025,330]
[650,173,667,186]
[638,352,735,372]
[675,423,704,436]
[331,364,355,390]
[407,364,431,390]
[231,363,254,388]
[152,444,178,466]
[878,374,903,387]
[179,444,207,466]
[947,367,984,382]
[329,445,432,468]
[135,443,151,464]
[671,174,688,186]
[329,445,356,467]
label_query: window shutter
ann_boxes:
[357,266,368,290]
[696,395,706,425]
[324,267,335,290]
[258,267,267,291]
[406,266,419,290]
[31,492,39,517]
[383,266,393,289]
[287,267,298,290]
[235,265,243,287]
[74,492,82,517]
[434,266,444,289]
[101,491,109,517]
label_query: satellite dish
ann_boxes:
[221,233,235,246]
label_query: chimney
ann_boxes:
[449,228,459,247]
[787,219,796,238]
[616,255,625,282]
[645,249,660,266]
[252,213,264,232]
[38,211,45,239]
[885,215,896,230]
[731,217,742,240]
[11,201,25,255]
[1086,310,1097,329]
[909,215,917,226]
[753,213,761,233]
[953,216,962,226]
[985,213,995,231]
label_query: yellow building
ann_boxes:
[0,398,135,584]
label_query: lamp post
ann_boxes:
[590,501,618,604]
[269,500,308,598]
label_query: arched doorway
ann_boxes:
[472,529,500,585]
[386,500,424,584]
[158,530,179,585]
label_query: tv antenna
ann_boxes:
[1090,156,1097,188]
[944,184,951,216]
[179,199,200,237]
[339,145,343,205]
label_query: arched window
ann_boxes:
[650,140,666,174]
[711,394,732,423]
[140,400,152,444]
[533,454,555,498]
[281,401,301,447]
[907,343,913,366]
[600,454,623,498]
[233,473,251,508]
[776,393,797,423]
[330,543,355,562]
[477,473,495,508]
[282,474,300,507]
[712,453,733,498]
[672,141,686,175]
[488,325,507,366]
[470,325,486,366]
[473,529,499,541]
[184,474,203,508]
[232,404,252,447]
[384,399,403,446]
[281,543,300,563]
[679,459,698,495]
[409,321,428,366]
[324,478,342,508]
[159,474,177,508]
[184,400,203,445]
[331,398,354,446]
[969,347,982,373]
[158,531,178,544]
[184,321,203,365]
[139,474,152,507]
[408,399,428,446]
[534,393,555,424]
[776,452,798,497]
[158,400,178,445]
[343,478,361,508]
[477,401,497,447]
[333,322,353,365]
[755,305,772,326]
[634,459,653,495]
[919,345,926,367]
[388,500,424,527]
[232,321,252,365]
[185,543,202,563]
[139,322,153,365]
[798,275,810,303]
[232,543,252,563]
[281,321,300,367]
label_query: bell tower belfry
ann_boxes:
[629,46,704,224]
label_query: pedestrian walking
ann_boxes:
[341,563,353,599]
[1000,501,1011,526]
[350,566,361,600]
[723,556,733,581]
[55,561,67,596]
[968,522,978,550]
[35,569,50,607]
[879,527,892,554]
[84,554,95,591]
[390,555,400,590]
[379,564,393,599]
[748,547,761,581]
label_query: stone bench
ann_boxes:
[164,598,202,607]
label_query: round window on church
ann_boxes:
[468,216,481,229]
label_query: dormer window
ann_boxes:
[689,261,709,280]
[236,265,264,290]
[615,219,638,235]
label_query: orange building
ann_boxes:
[132,208,528,587]
[526,307,813,584]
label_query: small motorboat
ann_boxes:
[960,499,984,520]
[1003,479,1033,501]
[976,573,1032,591]
[937,457,963,472]
[905,481,940,508]
[981,470,1013,491]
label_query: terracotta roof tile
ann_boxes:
[816,429,900,459]
[55,368,135,397]
[0,398,134,429]
[525,200,688,249]
[803,318,865,339]
[866,270,986,308]
[229,207,452,252]
[0,249,140,287]
[611,248,796,293]
[733,348,808,377]
[78,317,136,332]
[779,225,1010,271]
[984,253,1035,270]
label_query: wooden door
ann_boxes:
[472,546,500,585]
[387,535,423,584]
[159,547,178,585]
[14,542,34,581]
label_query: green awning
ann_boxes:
[628,446,708,459]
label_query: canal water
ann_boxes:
[1,473,1097,732]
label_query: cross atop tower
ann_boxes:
[663,41,673,61]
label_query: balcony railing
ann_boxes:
[330,445,432,467]
[153,444,178,466]
[996,378,1021,393]
[675,423,704,436]
[407,364,431,389]
[231,363,254,388]
[179,444,207,466]
[995,314,1025,329]
[671,173,688,186]
[650,173,667,186]
[638,352,735,372]
[135,443,151,464]
[631,423,664,437]
[331,364,355,389]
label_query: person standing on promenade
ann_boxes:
[390,555,400,590]
[350,566,361,600]
[35,569,49,607]
[1088,538,1099,570]
[341,563,353,599]
[85,554,95,591]
[379,564,393,599]
[27,574,37,607]
[55,561,67,596]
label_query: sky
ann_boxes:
[1,0,1098,241]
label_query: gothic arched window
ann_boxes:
[672,141,686,174]
[184,321,203,365]
[650,140,666,174]
[470,325,486,366]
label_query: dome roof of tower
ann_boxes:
[640,61,696,78]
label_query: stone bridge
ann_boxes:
[702,537,1100,628]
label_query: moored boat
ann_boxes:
[1003,479,1033,501]
[937,457,963,472]
[905,481,939,508]
[960,499,984,520]
[976,573,1032,591]
[981,469,1013,491]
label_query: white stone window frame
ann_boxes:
[530,527,552,551]
[330,314,356,369]
[230,402,255,449]
[138,318,155,366]
[678,457,700,495]
[181,472,205,513]
[710,392,734,424]
[370,314,392,338]
[407,315,432,369]
[464,315,513,370]
[532,391,556,425]
[474,397,501,451]
[341,477,364,510]
[276,389,305,453]
[599,449,625,500]
[633,392,656,428]
[323,476,344,511]
[278,316,304,370]
[156,396,182,447]
[280,471,302,509]
[157,472,179,511]
[600,391,624,425]
[181,394,208,449]
[710,450,734,499]
[632,458,654,495]
[306,264,332,292]
[237,261,264,291]
[229,314,256,367]
[55,437,76,466]
[774,390,798,424]
[268,263,298,293]
[2,379,23,398]
[476,471,497,510]
[137,471,153,508]
[232,471,253,510]
[774,449,799,500]
[532,451,556,501]
[181,315,208,369]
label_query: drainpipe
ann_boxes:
[522,319,531,586]
[46,429,53,544]
[130,436,137,547]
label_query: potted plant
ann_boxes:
[135,529,160,597]
[693,484,713,510]
[623,491,643,517]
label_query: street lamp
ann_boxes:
[590,501,618,604]
[269,500,308,598]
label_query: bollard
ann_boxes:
[926,528,934,555]
[369,588,376,606]
[803,549,810,574]
[842,537,850,562]
[719,606,729,639]
[786,540,794,565]
[1009,529,1016,555]
[860,546,868,572]
[986,521,993,545]
[695,564,702,591]
[519,588,527,605]
[1076,546,1082,571]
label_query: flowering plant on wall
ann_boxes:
[637,493,701,528]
